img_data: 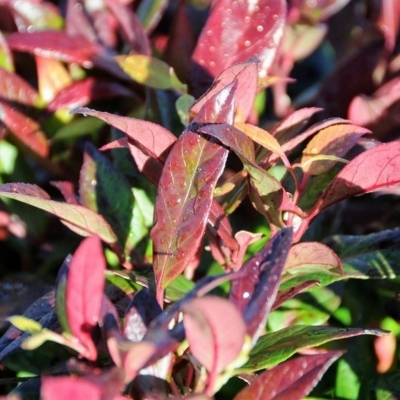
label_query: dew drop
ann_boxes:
[243,291,250,299]
[91,179,97,186]
[310,147,318,154]
[256,25,264,32]
[272,14,278,21]
[206,29,213,36]
[226,8,232,14]
[210,46,215,53]
[244,40,251,47]
[209,61,216,68]
[244,16,250,23]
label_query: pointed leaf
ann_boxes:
[66,236,106,361]
[319,141,400,211]
[0,101,48,158]
[0,31,14,72]
[7,316,42,334]
[183,296,246,375]
[234,351,343,400]
[0,183,117,244]
[244,325,388,371]
[301,124,370,175]
[79,143,134,255]
[190,0,286,94]
[230,228,293,343]
[151,83,236,297]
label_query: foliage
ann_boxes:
[0,0,400,399]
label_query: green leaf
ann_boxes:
[8,316,42,334]
[176,94,196,127]
[244,325,388,372]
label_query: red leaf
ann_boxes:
[0,68,40,106]
[66,236,106,361]
[0,101,48,157]
[151,82,236,301]
[7,31,102,67]
[190,0,286,95]
[318,141,400,211]
[182,296,246,375]
[47,78,134,112]
[234,351,343,400]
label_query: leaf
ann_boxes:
[151,82,236,300]
[230,228,293,343]
[190,61,259,122]
[189,0,286,95]
[66,236,106,361]
[182,296,247,374]
[7,316,42,334]
[0,68,40,106]
[301,124,370,175]
[136,0,169,32]
[0,101,49,158]
[0,31,14,72]
[234,351,343,400]
[244,325,388,372]
[116,55,186,91]
[79,143,134,256]
[0,183,117,244]
[318,141,400,211]
[6,31,102,67]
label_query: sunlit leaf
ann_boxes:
[234,351,343,400]
[7,316,42,334]
[0,183,117,244]
[66,236,106,361]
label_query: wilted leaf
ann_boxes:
[301,124,370,175]
[190,0,286,94]
[244,325,388,371]
[234,351,343,400]
[0,183,117,244]
[230,228,293,343]
[182,296,247,374]
[151,82,236,300]
[0,101,48,157]
[318,141,400,211]
[66,236,106,361]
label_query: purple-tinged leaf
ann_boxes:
[55,255,72,334]
[0,183,117,244]
[65,0,98,43]
[230,228,293,343]
[0,68,40,106]
[7,31,102,67]
[272,280,320,310]
[0,101,48,157]
[66,236,106,361]
[190,61,259,122]
[151,82,236,301]
[47,78,135,112]
[79,143,134,256]
[51,181,79,205]
[244,325,389,371]
[301,124,370,175]
[182,296,246,378]
[190,0,286,96]
[234,351,343,400]
[318,141,400,211]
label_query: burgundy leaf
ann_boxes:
[151,82,236,302]
[318,141,400,211]
[234,351,343,400]
[376,0,400,52]
[7,31,102,67]
[47,78,134,112]
[0,183,117,244]
[51,181,80,205]
[0,101,48,158]
[230,228,293,343]
[65,0,98,43]
[190,61,259,122]
[190,0,286,96]
[273,280,320,310]
[182,296,246,379]
[66,236,106,361]
[0,68,40,106]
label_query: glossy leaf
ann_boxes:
[116,55,185,91]
[0,101,48,158]
[79,143,134,256]
[151,82,236,299]
[190,0,286,94]
[301,124,370,175]
[318,141,400,211]
[182,296,246,374]
[66,236,106,361]
[234,351,343,400]
[0,183,117,244]
[0,68,40,106]
[230,228,293,343]
[7,31,102,67]
[244,325,388,372]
